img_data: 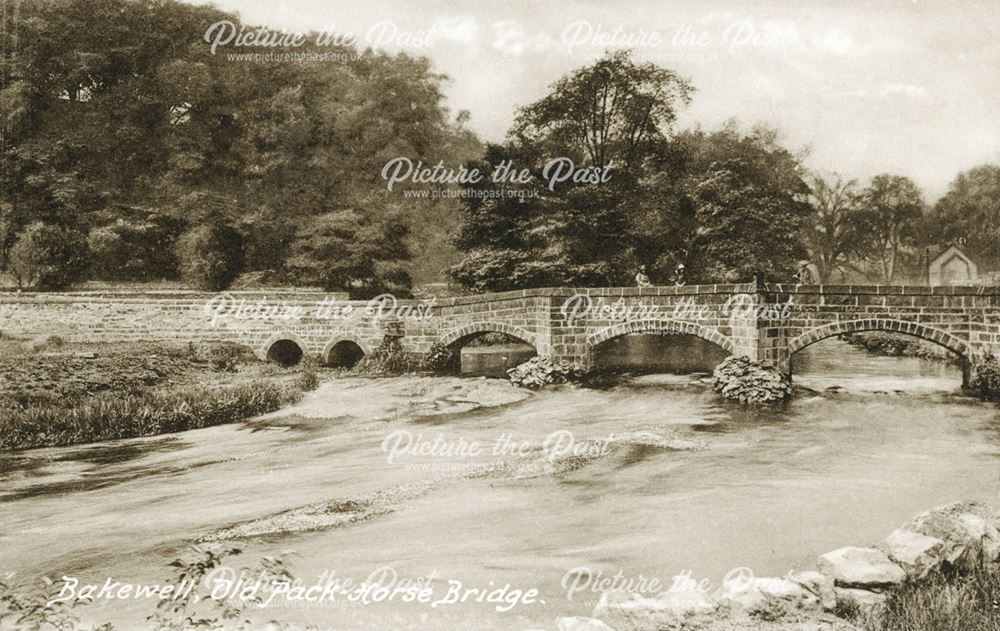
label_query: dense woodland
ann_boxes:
[1,0,998,294]
[0,0,479,295]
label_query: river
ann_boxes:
[2,338,999,630]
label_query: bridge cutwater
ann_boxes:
[4,282,999,381]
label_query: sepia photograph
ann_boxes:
[1,0,1000,629]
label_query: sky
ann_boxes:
[185,0,1000,202]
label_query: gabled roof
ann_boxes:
[930,243,975,266]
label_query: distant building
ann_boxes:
[928,244,978,285]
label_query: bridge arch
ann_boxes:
[788,318,970,360]
[587,319,735,354]
[322,335,370,368]
[440,322,538,350]
[261,333,309,366]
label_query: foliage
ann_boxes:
[7,222,89,289]
[853,562,1000,631]
[712,355,792,404]
[0,345,196,407]
[855,174,925,283]
[0,545,292,631]
[0,575,113,631]
[352,337,423,375]
[507,356,584,389]
[0,381,301,450]
[193,341,259,372]
[295,360,320,392]
[683,127,811,283]
[802,173,863,282]
[148,544,292,631]
[449,51,694,290]
[174,224,245,291]
[510,50,694,181]
[86,211,183,281]
[285,209,412,298]
[422,342,458,373]
[0,0,480,288]
[451,108,813,289]
[969,355,1000,402]
[0,340,313,449]
[924,165,1000,270]
[842,332,955,362]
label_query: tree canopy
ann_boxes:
[0,0,479,293]
[2,6,995,293]
[449,53,813,290]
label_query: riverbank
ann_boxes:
[0,337,319,450]
[843,332,957,362]
[564,501,1000,631]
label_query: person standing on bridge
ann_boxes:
[671,263,686,287]
[796,261,814,284]
[635,265,652,288]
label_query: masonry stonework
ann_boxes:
[3,283,999,379]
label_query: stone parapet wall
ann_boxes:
[3,285,999,371]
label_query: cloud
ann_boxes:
[431,16,479,43]
[811,26,906,57]
[879,83,930,99]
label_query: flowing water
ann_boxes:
[2,338,1000,629]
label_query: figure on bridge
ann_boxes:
[671,263,686,287]
[635,265,652,288]
[796,261,814,284]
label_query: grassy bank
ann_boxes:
[0,337,318,450]
[850,562,1000,631]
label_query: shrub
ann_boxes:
[193,341,257,372]
[507,355,584,389]
[422,342,457,373]
[843,332,955,362]
[466,332,521,347]
[87,216,181,281]
[27,334,65,351]
[352,337,423,375]
[7,222,88,289]
[712,355,792,404]
[175,223,244,290]
[969,355,1000,401]
[295,362,320,391]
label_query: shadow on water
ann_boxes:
[616,443,676,469]
[0,437,190,502]
[0,436,186,476]
[0,464,190,502]
[242,414,351,436]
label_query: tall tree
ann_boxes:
[285,208,411,298]
[856,174,924,283]
[450,52,695,290]
[663,124,812,283]
[511,50,694,181]
[925,164,1000,268]
[802,173,862,282]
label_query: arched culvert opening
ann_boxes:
[790,331,966,392]
[590,333,730,375]
[326,340,365,368]
[266,339,304,367]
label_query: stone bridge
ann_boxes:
[3,282,1000,380]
